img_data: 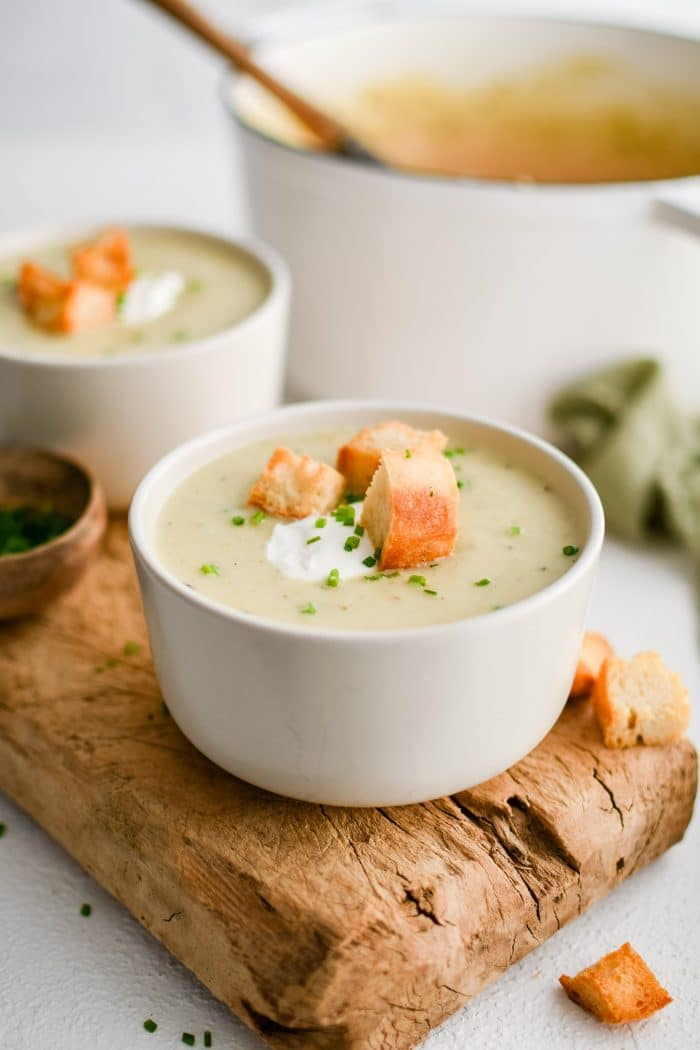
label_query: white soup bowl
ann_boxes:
[0,223,290,510]
[129,400,604,807]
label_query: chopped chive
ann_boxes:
[563,545,580,557]
[492,604,504,611]
[123,640,140,656]
[326,568,339,588]
[172,329,189,342]
[454,446,465,455]
[105,657,119,669]
[424,589,438,596]
[333,504,355,525]
[382,570,400,578]
[116,289,127,313]
[343,491,362,503]
[457,479,465,489]
[143,1020,158,1034]
[200,563,219,575]
[299,602,317,615]
[362,556,376,568]
[306,535,321,545]
[182,1035,195,1047]
[231,515,245,526]
[405,448,412,459]
[249,510,266,525]
[443,449,455,458]
[354,525,365,537]
[0,822,5,837]
[408,574,426,587]
[374,547,382,561]
[315,517,327,528]
[204,1034,212,1048]
[475,578,491,587]
[363,574,381,581]
[344,535,360,552]
[509,525,523,536]
[80,903,92,917]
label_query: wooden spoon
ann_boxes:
[0,448,107,619]
[143,0,379,164]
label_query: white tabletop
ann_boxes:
[1,2,699,1048]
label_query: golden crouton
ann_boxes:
[18,262,115,334]
[361,449,458,570]
[560,942,672,1023]
[72,228,134,292]
[569,632,614,698]
[248,447,345,519]
[337,421,448,496]
[592,651,689,749]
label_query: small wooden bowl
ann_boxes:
[0,448,107,619]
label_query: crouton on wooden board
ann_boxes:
[570,632,614,698]
[593,651,689,748]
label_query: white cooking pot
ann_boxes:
[225,6,700,432]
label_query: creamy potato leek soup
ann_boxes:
[0,227,271,358]
[155,426,584,630]
[255,55,700,183]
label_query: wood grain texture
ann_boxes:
[0,521,696,1050]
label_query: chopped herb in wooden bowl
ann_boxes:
[0,503,74,556]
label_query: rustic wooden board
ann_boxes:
[0,521,696,1050]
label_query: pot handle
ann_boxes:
[653,198,700,242]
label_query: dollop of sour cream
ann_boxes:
[119,271,186,325]
[266,502,376,582]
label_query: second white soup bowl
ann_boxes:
[0,223,290,510]
[130,401,604,807]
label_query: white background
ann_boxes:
[1,2,699,1049]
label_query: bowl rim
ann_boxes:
[129,399,605,644]
[0,220,290,369]
[222,5,700,195]
[0,446,105,565]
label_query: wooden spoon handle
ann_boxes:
[143,0,349,151]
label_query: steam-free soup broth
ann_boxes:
[155,429,584,630]
[0,227,271,358]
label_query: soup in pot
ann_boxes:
[252,55,700,184]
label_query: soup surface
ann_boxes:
[155,428,584,629]
[250,54,700,183]
[0,227,271,357]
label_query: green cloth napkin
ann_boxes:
[549,358,700,560]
